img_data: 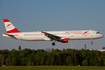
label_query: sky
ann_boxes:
[0,0,105,50]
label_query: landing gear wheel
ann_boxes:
[52,42,55,46]
[91,42,93,44]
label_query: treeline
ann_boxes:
[0,46,105,66]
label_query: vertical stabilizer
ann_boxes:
[3,19,20,33]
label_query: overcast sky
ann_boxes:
[0,0,105,50]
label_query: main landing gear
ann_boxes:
[52,42,55,46]
[52,40,55,46]
[91,39,93,44]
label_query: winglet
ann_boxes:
[41,31,43,33]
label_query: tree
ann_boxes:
[82,50,87,58]
[55,53,62,65]
[21,57,26,66]
[34,53,41,65]
[89,59,93,66]
[66,56,73,66]
[10,49,18,58]
[40,53,46,65]
[18,46,22,51]
[93,56,99,66]
[6,56,12,66]
[1,49,9,55]
[27,54,34,66]
[72,53,80,66]
[12,57,17,66]
[98,57,104,66]
[50,53,55,65]
[23,48,31,56]
[0,54,6,66]
[82,59,88,66]
[0,48,105,66]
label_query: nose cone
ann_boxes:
[100,34,103,38]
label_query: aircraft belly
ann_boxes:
[21,36,45,41]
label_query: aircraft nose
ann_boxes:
[100,34,103,38]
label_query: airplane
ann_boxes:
[2,19,103,46]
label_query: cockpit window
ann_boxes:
[96,32,100,34]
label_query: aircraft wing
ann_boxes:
[41,31,61,41]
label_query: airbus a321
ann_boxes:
[2,19,103,46]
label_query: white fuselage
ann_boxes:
[2,19,103,46]
[2,30,103,41]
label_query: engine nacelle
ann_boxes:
[60,38,68,43]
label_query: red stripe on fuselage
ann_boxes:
[7,28,20,33]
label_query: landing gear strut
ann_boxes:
[91,39,93,44]
[52,42,55,46]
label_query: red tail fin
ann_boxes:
[3,19,20,33]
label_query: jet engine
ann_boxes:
[60,38,68,43]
